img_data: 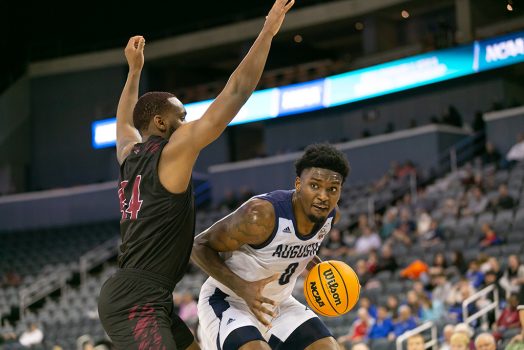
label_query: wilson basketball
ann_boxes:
[304,260,360,317]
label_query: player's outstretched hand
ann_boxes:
[124,36,145,73]
[263,0,295,37]
[236,274,279,327]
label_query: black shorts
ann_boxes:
[98,268,194,350]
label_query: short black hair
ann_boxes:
[133,91,176,132]
[295,143,350,182]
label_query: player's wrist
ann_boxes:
[128,68,142,77]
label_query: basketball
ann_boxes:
[304,260,360,317]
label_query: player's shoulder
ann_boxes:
[238,197,275,221]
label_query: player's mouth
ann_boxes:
[312,204,328,212]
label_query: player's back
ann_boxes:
[208,190,335,302]
[118,135,195,285]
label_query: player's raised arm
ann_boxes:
[168,0,294,149]
[115,36,144,164]
[191,198,278,326]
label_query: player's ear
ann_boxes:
[295,176,301,191]
[153,115,166,131]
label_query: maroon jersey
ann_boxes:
[117,135,195,286]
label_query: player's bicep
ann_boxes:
[197,199,275,252]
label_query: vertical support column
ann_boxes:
[455,0,473,43]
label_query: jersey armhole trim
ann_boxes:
[154,144,192,198]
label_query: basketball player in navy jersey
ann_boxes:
[192,144,349,350]
[97,1,295,349]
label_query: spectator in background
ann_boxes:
[493,294,521,342]
[506,133,524,164]
[479,223,502,249]
[490,184,516,212]
[432,273,453,305]
[397,161,417,181]
[354,225,381,256]
[375,245,398,274]
[359,297,378,319]
[19,323,44,349]
[366,251,378,275]
[321,227,350,258]
[420,293,445,323]
[430,253,448,277]
[466,261,485,289]
[407,334,426,350]
[442,105,463,128]
[407,290,423,319]
[447,279,477,322]
[393,305,418,337]
[500,255,524,299]
[419,219,444,247]
[462,187,489,217]
[474,333,496,350]
[368,305,394,341]
[355,259,372,288]
[440,324,455,350]
[450,332,470,350]
[381,207,399,240]
[337,308,374,345]
[482,142,502,168]
[450,250,468,276]
[387,295,401,322]
[442,197,460,219]
[2,270,22,287]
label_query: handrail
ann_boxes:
[79,237,120,284]
[462,284,500,327]
[396,321,438,350]
[19,269,70,320]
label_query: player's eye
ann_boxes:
[310,183,319,189]
[330,187,338,192]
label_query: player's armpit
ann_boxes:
[202,198,276,251]
[116,130,141,164]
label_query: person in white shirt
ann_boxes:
[19,323,43,348]
[507,133,524,162]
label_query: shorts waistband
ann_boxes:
[116,268,175,291]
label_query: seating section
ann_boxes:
[1,161,523,349]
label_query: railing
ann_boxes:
[462,284,500,329]
[438,131,485,174]
[19,268,70,321]
[79,237,120,284]
[396,321,438,350]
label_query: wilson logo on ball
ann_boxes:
[304,260,360,317]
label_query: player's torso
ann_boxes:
[118,136,195,282]
[216,190,334,302]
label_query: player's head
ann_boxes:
[133,92,187,138]
[407,334,425,350]
[294,144,350,224]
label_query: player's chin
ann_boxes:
[307,213,327,224]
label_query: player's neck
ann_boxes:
[142,131,165,142]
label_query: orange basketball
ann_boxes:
[304,260,360,317]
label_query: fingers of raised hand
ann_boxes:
[283,0,295,12]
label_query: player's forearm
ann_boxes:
[116,71,141,129]
[226,29,273,97]
[191,241,247,294]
